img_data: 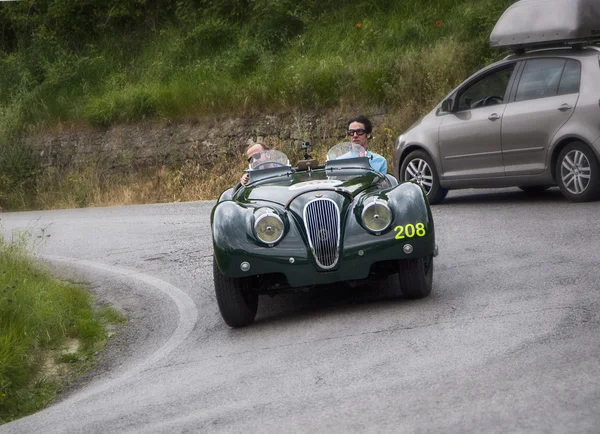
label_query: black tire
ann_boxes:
[555,142,600,202]
[397,255,433,299]
[518,185,550,194]
[400,150,448,204]
[213,257,258,327]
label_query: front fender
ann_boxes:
[212,200,310,277]
[344,181,435,260]
[217,186,238,203]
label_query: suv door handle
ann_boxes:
[558,104,573,111]
[488,113,500,121]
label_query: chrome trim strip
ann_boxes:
[501,146,545,154]
[444,150,503,160]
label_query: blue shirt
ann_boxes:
[339,150,387,174]
[367,151,387,174]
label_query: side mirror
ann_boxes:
[441,99,454,113]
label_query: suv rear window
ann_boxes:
[557,60,581,95]
[515,58,566,101]
[515,58,582,101]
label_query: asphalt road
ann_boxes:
[1,187,599,433]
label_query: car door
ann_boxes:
[501,58,580,176]
[438,64,516,180]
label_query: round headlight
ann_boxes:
[254,212,284,244]
[361,200,392,233]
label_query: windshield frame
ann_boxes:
[248,149,290,170]
[325,141,374,172]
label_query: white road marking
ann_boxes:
[41,254,199,404]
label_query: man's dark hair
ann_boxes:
[347,115,372,134]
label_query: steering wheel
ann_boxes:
[482,95,503,106]
[254,161,285,170]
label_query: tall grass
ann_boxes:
[0,233,126,423]
[32,161,246,209]
[0,0,512,127]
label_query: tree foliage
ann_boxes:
[0,0,178,51]
[0,0,405,52]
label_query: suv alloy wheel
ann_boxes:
[401,150,448,204]
[556,141,600,202]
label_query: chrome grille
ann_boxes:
[303,198,340,269]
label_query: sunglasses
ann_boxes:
[347,129,366,137]
[248,152,264,163]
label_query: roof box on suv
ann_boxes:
[490,0,600,51]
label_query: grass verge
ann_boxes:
[0,233,127,424]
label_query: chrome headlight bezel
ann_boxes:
[361,199,393,234]
[253,207,285,246]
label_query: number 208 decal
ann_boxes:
[394,223,426,240]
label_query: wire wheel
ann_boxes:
[404,158,433,194]
[560,150,591,195]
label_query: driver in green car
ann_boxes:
[240,142,267,185]
[346,115,387,174]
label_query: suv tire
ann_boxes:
[556,142,600,202]
[400,150,448,204]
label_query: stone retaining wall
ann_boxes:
[24,111,387,172]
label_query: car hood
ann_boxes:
[234,168,385,207]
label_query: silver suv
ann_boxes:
[393,0,600,203]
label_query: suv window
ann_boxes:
[515,58,567,102]
[557,60,581,95]
[457,65,515,111]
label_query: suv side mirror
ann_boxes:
[441,99,454,113]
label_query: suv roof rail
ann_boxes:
[503,43,600,60]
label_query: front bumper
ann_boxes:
[214,229,435,288]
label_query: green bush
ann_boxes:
[0,139,37,210]
[85,85,159,125]
[251,0,305,51]
[0,0,514,128]
[183,18,237,58]
[226,41,264,79]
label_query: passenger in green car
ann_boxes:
[346,115,387,174]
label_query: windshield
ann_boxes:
[326,142,368,161]
[249,149,290,170]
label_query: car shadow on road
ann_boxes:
[252,274,434,327]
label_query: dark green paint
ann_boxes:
[212,166,435,289]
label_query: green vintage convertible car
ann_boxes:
[211,142,437,327]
